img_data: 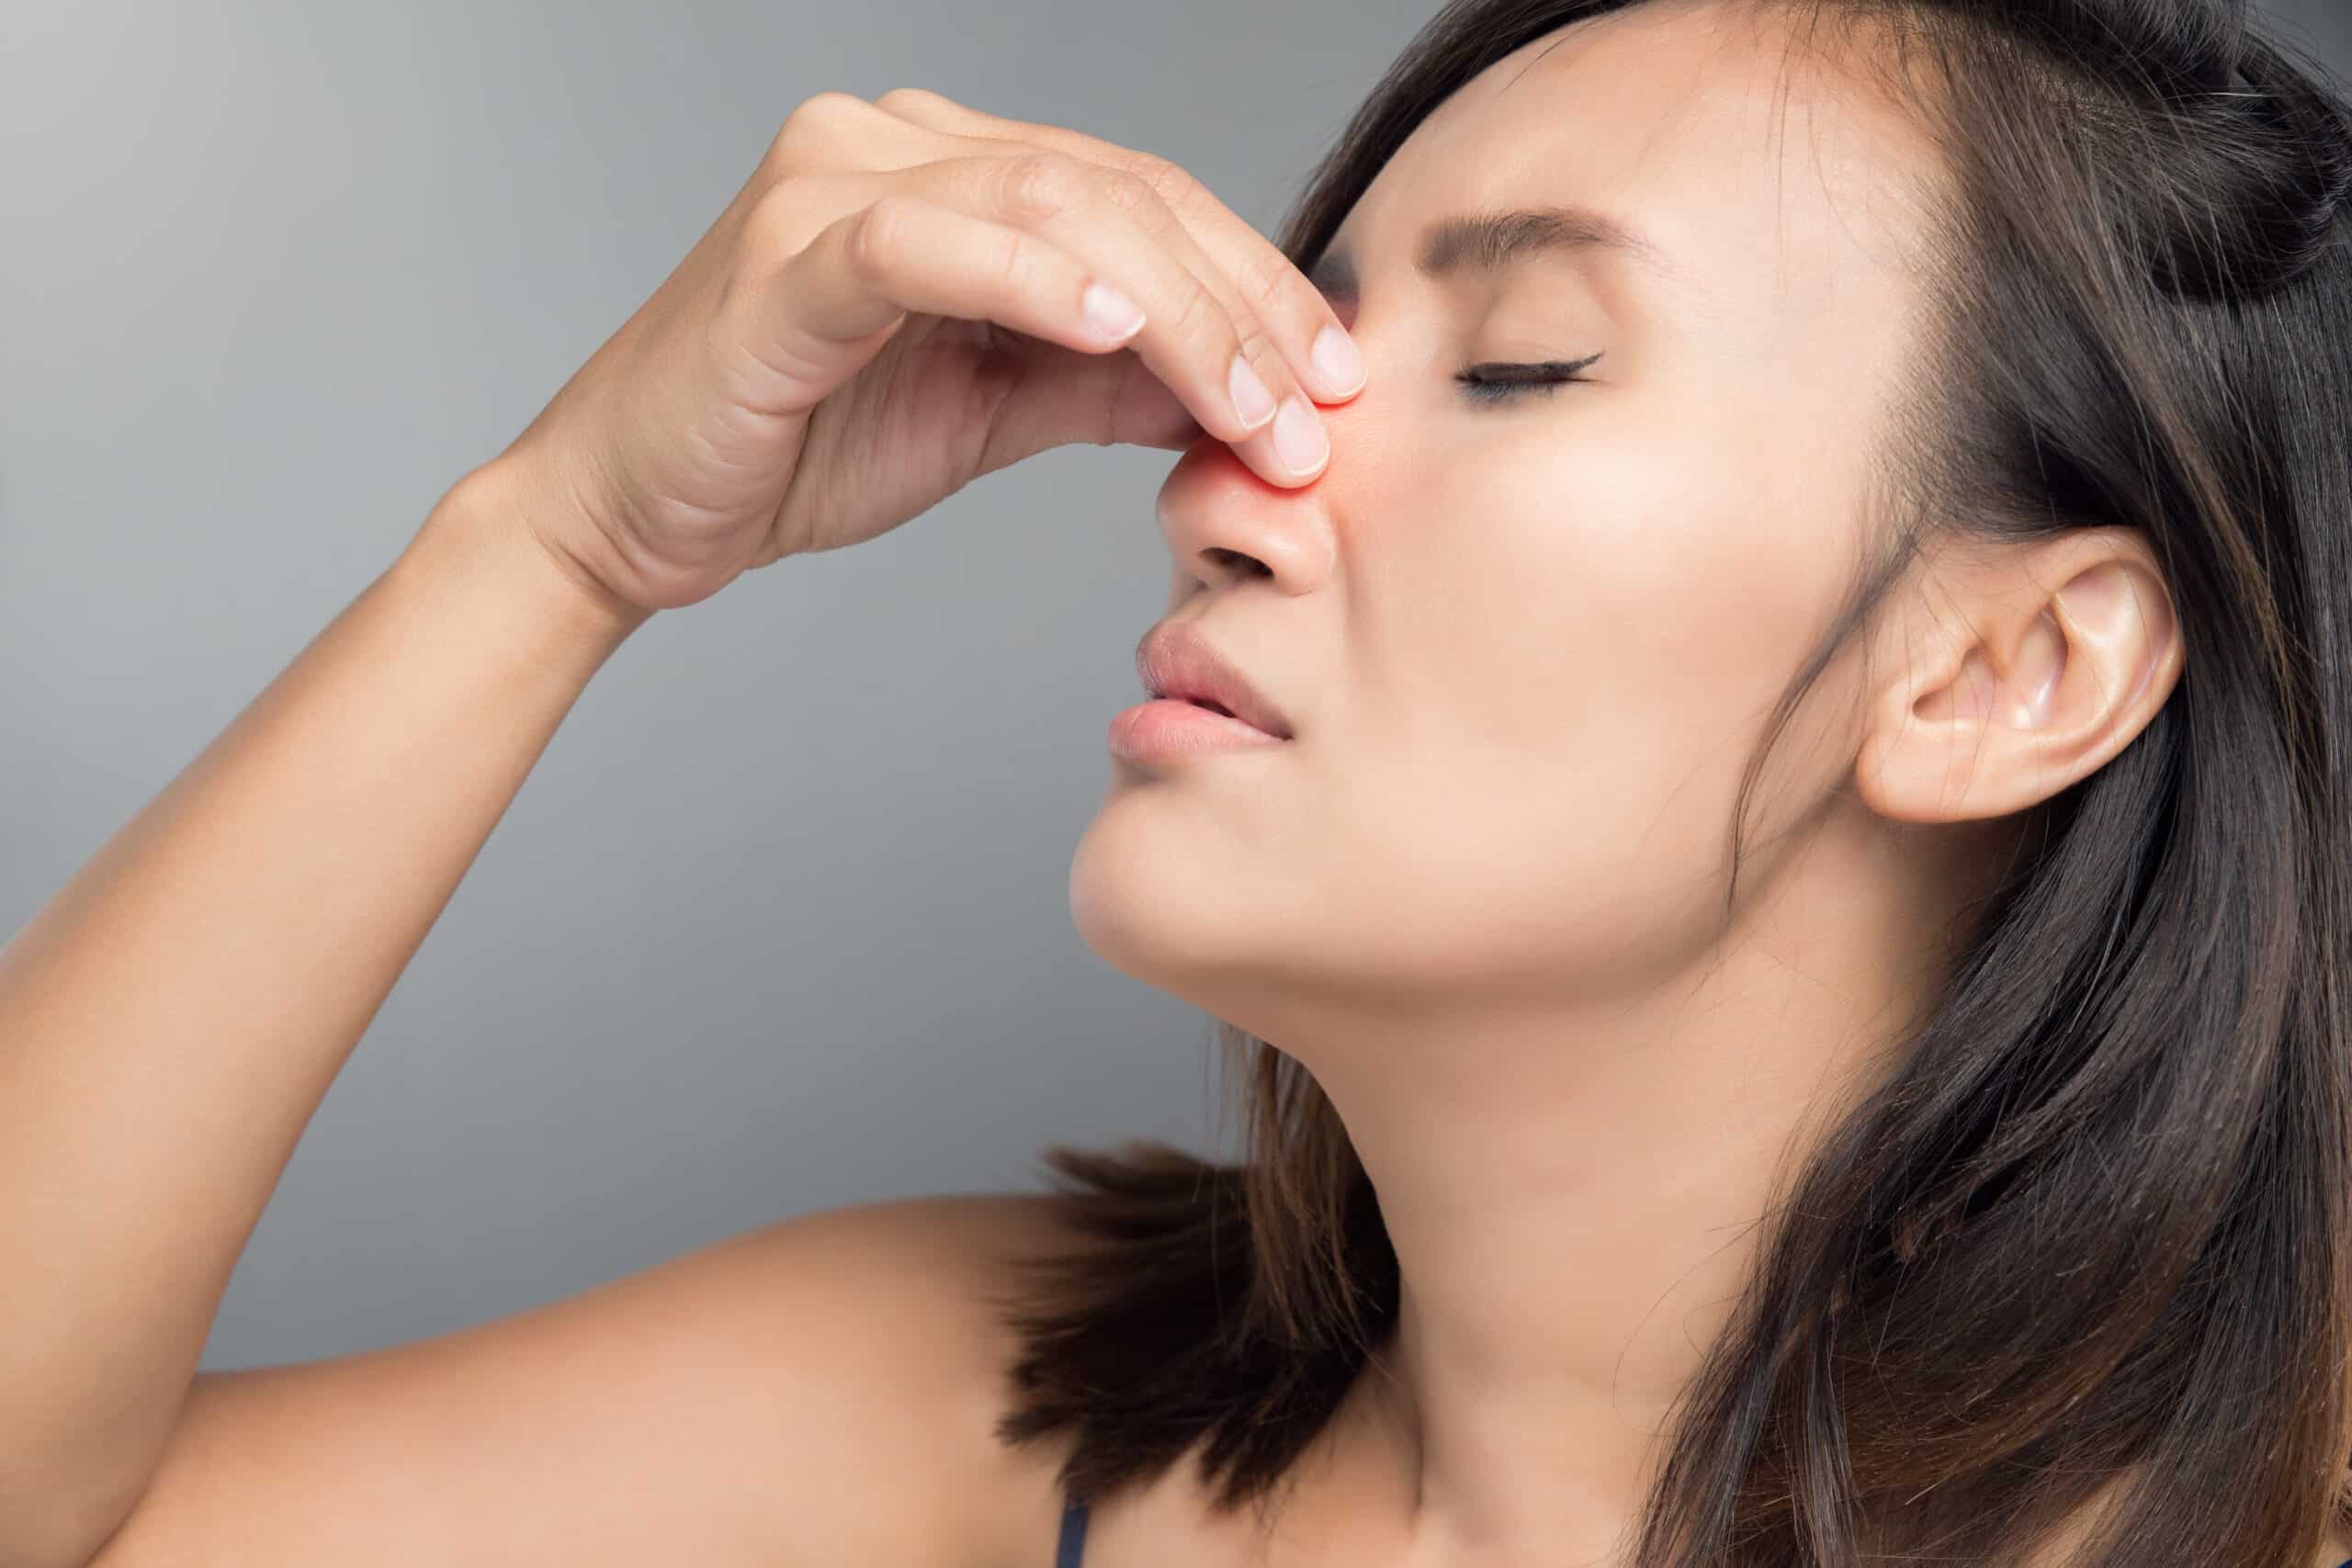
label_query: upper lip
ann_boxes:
[1135,622,1294,739]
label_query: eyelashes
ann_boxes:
[1453,353,1605,405]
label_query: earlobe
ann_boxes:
[1856,546,2180,827]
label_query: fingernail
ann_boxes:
[1272,397,1328,476]
[1310,324,1364,396]
[1082,283,1147,341]
[1229,354,1277,428]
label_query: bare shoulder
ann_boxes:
[752,1189,1095,1568]
[82,1190,1087,1568]
[677,1189,1091,1568]
[633,1189,1089,1566]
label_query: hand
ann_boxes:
[493,87,1366,615]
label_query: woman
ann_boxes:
[5,0,2350,1562]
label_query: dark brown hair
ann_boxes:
[986,1,2352,1562]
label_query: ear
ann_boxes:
[1853,528,2183,826]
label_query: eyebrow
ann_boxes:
[1306,204,1685,299]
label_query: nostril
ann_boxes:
[1202,547,1272,580]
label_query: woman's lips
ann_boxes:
[1108,697,1290,762]
[1134,622,1295,740]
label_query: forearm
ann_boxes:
[0,459,651,1548]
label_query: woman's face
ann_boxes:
[1069,0,1953,1038]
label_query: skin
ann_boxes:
[1063,0,2218,1562]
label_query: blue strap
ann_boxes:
[1055,1496,1090,1568]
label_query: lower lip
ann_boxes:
[1108,698,1289,761]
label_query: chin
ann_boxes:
[1066,808,1192,987]
[1066,803,1284,1010]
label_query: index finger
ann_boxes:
[870,88,1367,405]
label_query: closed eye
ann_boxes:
[1454,354,1604,405]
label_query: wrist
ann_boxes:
[414,456,657,650]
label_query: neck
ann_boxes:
[1261,810,1972,1566]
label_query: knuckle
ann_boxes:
[872,85,942,114]
[846,195,917,278]
[770,91,868,169]
[778,90,867,142]
[998,152,1091,224]
[1137,153,1204,210]
[1167,277,1222,345]
[1232,319,1281,372]
[1091,165,1159,216]
[1229,246,1291,313]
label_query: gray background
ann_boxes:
[1,1,2343,1371]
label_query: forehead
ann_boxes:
[1331,0,1942,333]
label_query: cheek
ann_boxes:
[1299,434,1836,981]
[1383,430,1808,764]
